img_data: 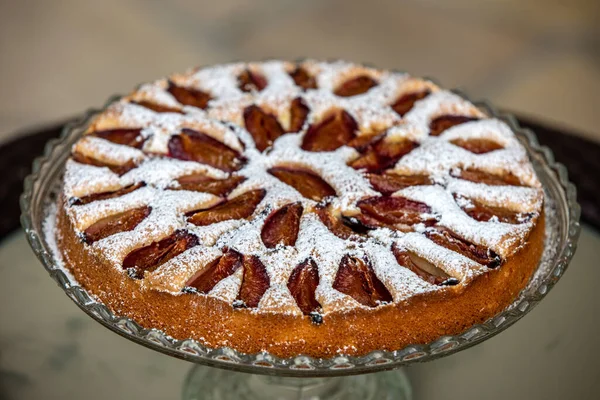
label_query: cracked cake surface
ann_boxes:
[55,60,545,357]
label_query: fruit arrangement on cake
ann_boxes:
[55,60,544,358]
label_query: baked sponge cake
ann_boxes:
[56,60,545,358]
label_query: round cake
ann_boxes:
[56,60,545,358]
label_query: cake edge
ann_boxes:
[56,194,545,358]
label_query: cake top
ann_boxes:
[62,60,543,317]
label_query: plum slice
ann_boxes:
[429,115,478,136]
[301,109,358,152]
[289,66,317,90]
[243,105,285,152]
[347,131,385,152]
[187,189,266,226]
[168,128,245,172]
[334,75,378,97]
[315,203,356,240]
[185,248,243,293]
[83,206,151,244]
[288,97,310,133]
[392,244,459,286]
[450,138,503,154]
[391,90,431,116]
[349,139,418,173]
[287,258,321,315]
[123,230,199,279]
[367,173,432,195]
[332,255,392,307]
[72,182,145,206]
[357,196,437,228]
[452,168,524,187]
[167,81,211,109]
[72,151,137,176]
[237,255,270,308]
[425,227,502,268]
[90,128,145,149]
[454,194,533,224]
[131,100,182,114]
[261,202,303,248]
[268,166,336,201]
[175,174,245,197]
[238,69,267,92]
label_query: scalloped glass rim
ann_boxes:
[20,89,581,378]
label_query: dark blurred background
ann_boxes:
[1,0,599,143]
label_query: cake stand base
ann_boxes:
[182,365,412,400]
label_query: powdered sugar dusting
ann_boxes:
[122,158,227,189]
[63,160,121,198]
[60,60,543,315]
[74,136,145,164]
[145,246,222,293]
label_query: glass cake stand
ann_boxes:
[20,94,580,399]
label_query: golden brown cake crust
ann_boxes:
[57,200,544,358]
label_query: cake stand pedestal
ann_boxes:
[20,100,580,400]
[182,365,411,400]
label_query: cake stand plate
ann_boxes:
[183,365,411,399]
[20,94,580,399]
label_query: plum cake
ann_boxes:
[56,60,545,358]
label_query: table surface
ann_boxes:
[0,225,598,400]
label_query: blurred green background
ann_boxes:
[1,0,598,143]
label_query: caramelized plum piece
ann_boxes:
[261,202,303,248]
[337,216,372,233]
[289,66,317,90]
[168,128,245,172]
[315,203,355,239]
[454,194,533,224]
[391,90,431,116]
[72,152,137,176]
[238,69,267,92]
[175,174,245,197]
[167,81,211,109]
[392,244,458,286]
[333,255,392,307]
[357,196,436,227]
[367,173,432,195]
[452,168,524,187]
[123,230,199,279]
[334,75,378,97]
[429,115,478,136]
[301,109,358,152]
[287,258,321,315]
[342,214,381,234]
[288,97,310,133]
[132,100,182,114]
[450,138,503,154]
[187,189,266,226]
[425,227,502,268]
[83,206,151,243]
[268,167,336,201]
[185,249,243,293]
[91,128,145,149]
[237,255,270,308]
[72,182,145,206]
[347,131,384,152]
[243,105,285,151]
[350,139,418,173]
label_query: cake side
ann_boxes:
[57,196,544,358]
